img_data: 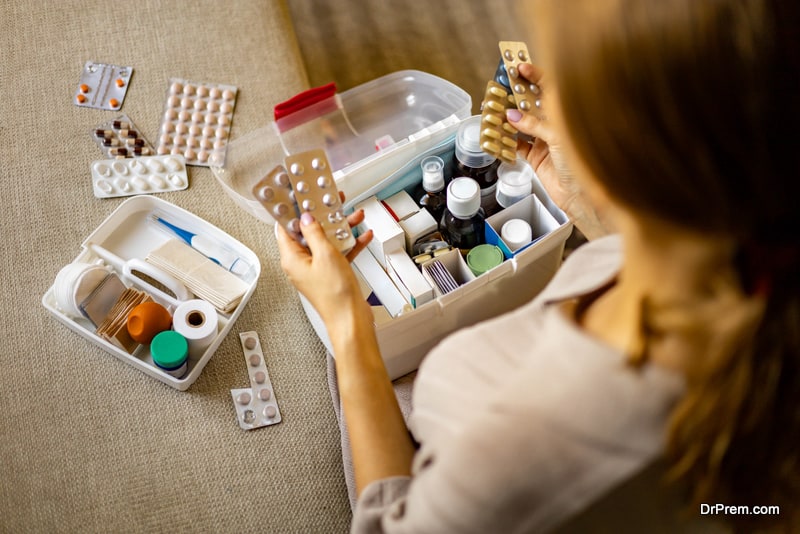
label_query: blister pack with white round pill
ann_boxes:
[231,331,282,430]
[91,155,188,198]
[74,61,133,110]
[156,78,238,167]
[284,149,356,255]
[252,165,302,240]
[91,114,155,159]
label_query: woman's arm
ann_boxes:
[276,212,415,494]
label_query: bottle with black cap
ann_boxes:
[415,155,447,222]
[440,177,486,254]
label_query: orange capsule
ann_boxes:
[116,78,125,88]
[79,83,90,93]
[109,98,120,108]
[76,93,87,103]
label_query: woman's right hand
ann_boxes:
[505,63,582,215]
[506,62,612,239]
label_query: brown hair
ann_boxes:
[535,0,799,530]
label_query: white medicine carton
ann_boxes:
[213,71,572,380]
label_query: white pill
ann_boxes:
[165,108,177,120]
[179,110,191,122]
[115,178,131,192]
[220,102,232,114]
[194,99,206,111]
[183,148,196,161]
[170,82,183,94]
[207,100,218,112]
[149,175,167,189]
[258,388,271,401]
[181,97,192,109]
[237,392,251,405]
[202,126,214,137]
[189,124,202,136]
[131,160,147,175]
[131,176,148,190]
[197,151,209,163]
[173,135,184,147]
[209,87,221,99]
[149,160,165,173]
[215,128,227,139]
[222,89,235,101]
[168,95,180,107]
[204,113,216,125]
[94,163,111,177]
[254,370,266,384]
[183,84,196,96]
[112,161,128,175]
[175,122,188,134]
[218,114,230,126]
[164,157,182,171]
[96,180,113,194]
[249,354,261,366]
[157,146,169,155]
[192,111,203,123]
[263,405,277,418]
[197,85,209,97]
[168,173,185,187]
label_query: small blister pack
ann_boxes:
[91,155,188,198]
[253,149,356,255]
[91,114,155,159]
[479,80,519,164]
[74,61,133,110]
[231,331,282,430]
[156,78,238,167]
[252,165,302,239]
[498,41,541,115]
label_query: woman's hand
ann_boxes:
[506,63,612,239]
[276,205,373,326]
[506,63,582,214]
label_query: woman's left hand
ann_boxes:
[275,206,373,326]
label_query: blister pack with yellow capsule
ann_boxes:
[480,41,543,164]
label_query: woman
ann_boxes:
[277,0,799,531]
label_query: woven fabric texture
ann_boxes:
[1,0,525,532]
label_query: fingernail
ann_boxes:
[301,212,315,226]
[506,109,522,122]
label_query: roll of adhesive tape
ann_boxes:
[173,299,218,358]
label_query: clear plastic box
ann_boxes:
[212,71,573,379]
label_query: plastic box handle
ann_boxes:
[273,82,340,133]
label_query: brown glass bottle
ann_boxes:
[453,115,501,217]
[439,177,486,254]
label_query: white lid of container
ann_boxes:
[501,218,533,251]
[421,155,445,192]
[455,115,496,169]
[447,177,481,218]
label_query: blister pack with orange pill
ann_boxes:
[74,61,133,110]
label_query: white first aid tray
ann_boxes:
[42,195,260,390]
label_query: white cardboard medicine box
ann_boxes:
[213,71,572,379]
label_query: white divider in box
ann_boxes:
[485,194,562,259]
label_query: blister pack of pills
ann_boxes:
[91,114,155,159]
[252,165,302,239]
[91,155,188,198]
[74,61,133,110]
[156,78,238,167]
[252,149,356,255]
[231,332,282,430]
[499,41,541,114]
[479,80,518,164]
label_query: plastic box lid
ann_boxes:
[211,70,471,223]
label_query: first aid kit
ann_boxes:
[42,195,260,390]
[213,69,572,380]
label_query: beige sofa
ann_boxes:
[0,1,526,531]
